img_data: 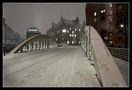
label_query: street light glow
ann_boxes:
[62,29,66,33]
[120,24,124,28]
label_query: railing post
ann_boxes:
[85,33,88,56]
[89,25,91,60]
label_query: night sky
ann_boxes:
[3,3,86,38]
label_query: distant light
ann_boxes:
[94,12,97,16]
[72,31,74,33]
[72,34,74,37]
[75,34,76,37]
[75,28,76,31]
[72,41,74,44]
[67,30,69,33]
[101,10,104,13]
[67,41,69,44]
[70,34,71,37]
[110,3,112,7]
[79,29,81,31]
[62,29,66,33]
[28,29,38,32]
[103,9,105,12]
[120,24,124,28]
[70,28,71,30]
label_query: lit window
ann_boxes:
[110,3,112,7]
[72,34,74,37]
[110,41,112,44]
[79,29,81,31]
[103,9,105,12]
[75,34,76,37]
[94,12,97,16]
[67,30,69,33]
[72,31,74,33]
[101,10,104,13]
[62,29,66,33]
[70,28,71,30]
[75,28,76,31]
[67,41,69,44]
[79,41,80,44]
[70,34,71,37]
[72,41,74,44]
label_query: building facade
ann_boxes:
[85,3,128,48]
[47,16,84,45]
[26,27,41,39]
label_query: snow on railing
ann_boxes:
[81,26,127,87]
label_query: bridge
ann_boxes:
[3,26,127,87]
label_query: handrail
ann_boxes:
[81,26,127,87]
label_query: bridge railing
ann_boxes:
[9,34,51,54]
[81,26,127,87]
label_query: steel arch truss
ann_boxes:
[10,34,50,54]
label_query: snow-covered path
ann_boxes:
[3,46,100,87]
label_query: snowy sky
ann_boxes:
[3,3,86,38]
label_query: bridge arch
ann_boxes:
[10,34,50,54]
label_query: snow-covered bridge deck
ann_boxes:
[3,46,100,87]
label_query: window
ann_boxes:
[62,29,66,33]
[72,31,74,33]
[103,9,105,12]
[70,28,71,30]
[67,41,69,44]
[70,34,71,37]
[94,12,97,16]
[79,29,81,31]
[75,28,76,31]
[72,41,74,44]
[109,3,112,7]
[72,34,74,37]
[75,34,76,37]
[101,10,104,13]
[67,30,69,33]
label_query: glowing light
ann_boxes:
[62,29,66,33]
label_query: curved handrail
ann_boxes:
[81,26,127,87]
[9,34,49,54]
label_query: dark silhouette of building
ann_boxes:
[3,17,22,53]
[85,3,128,48]
[47,16,84,45]
[26,27,41,39]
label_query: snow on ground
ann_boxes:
[3,46,100,87]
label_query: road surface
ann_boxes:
[3,46,100,87]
